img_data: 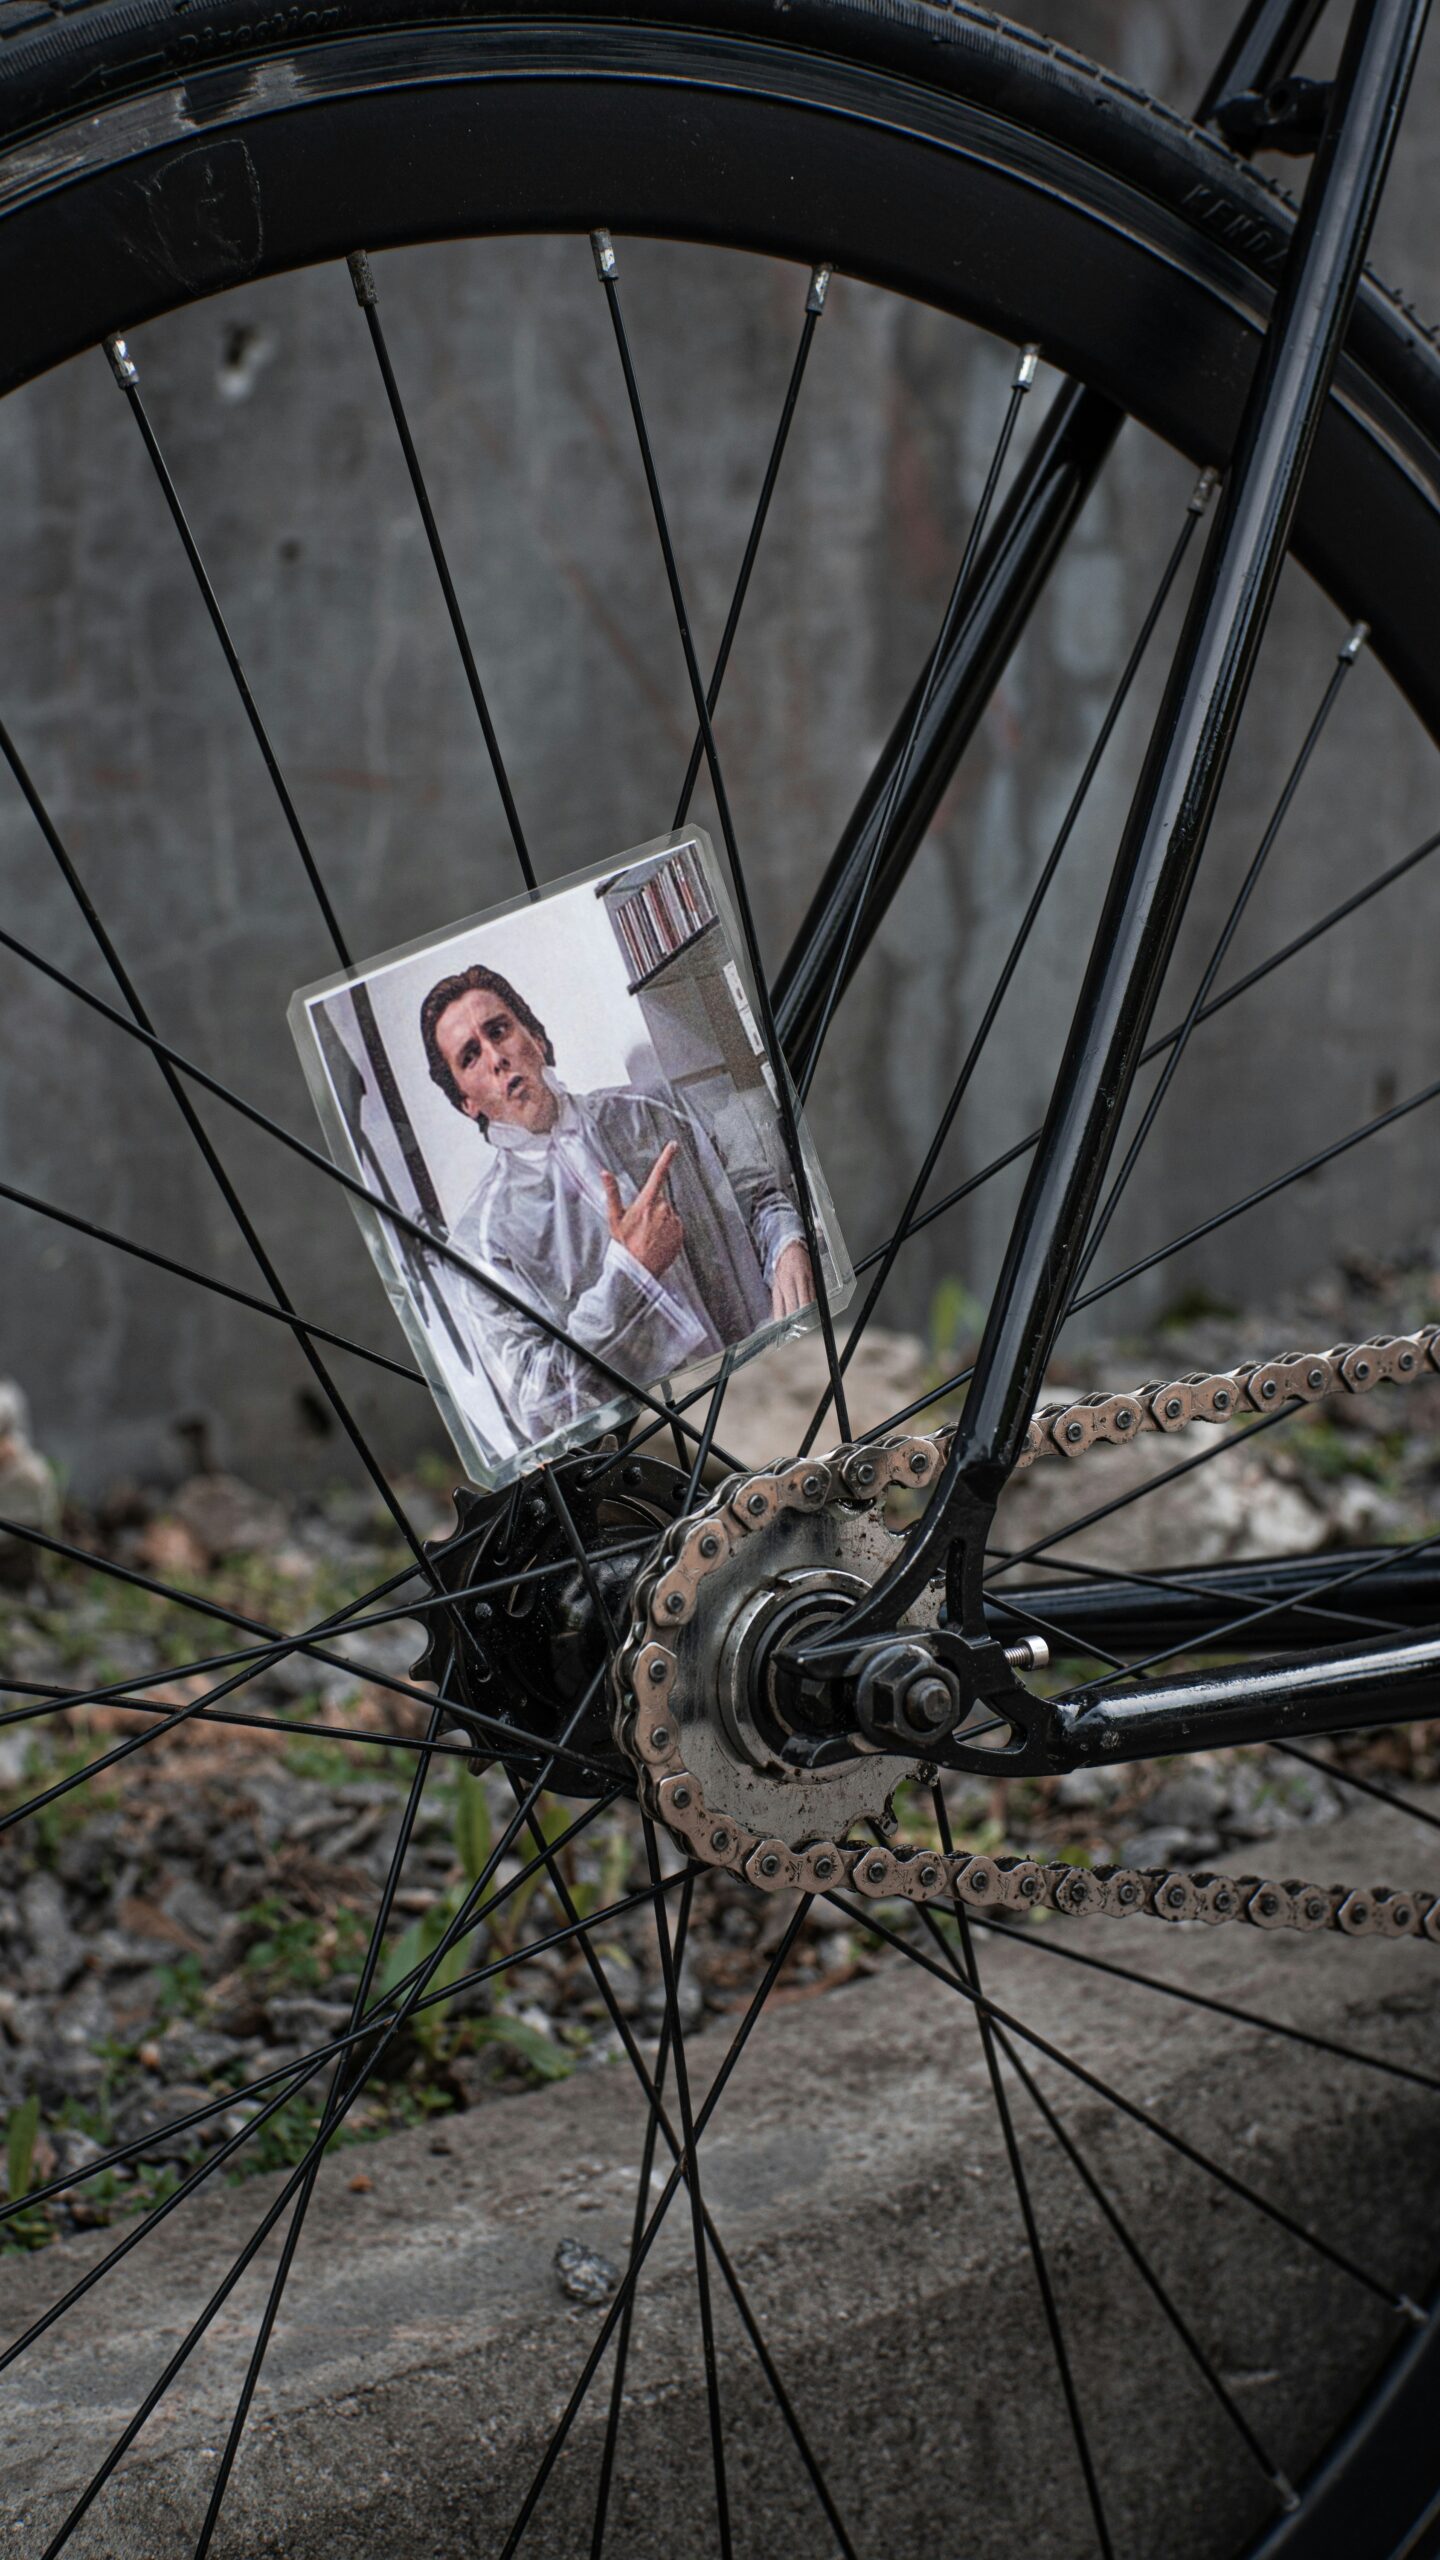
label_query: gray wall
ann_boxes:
[2,0,1438,1493]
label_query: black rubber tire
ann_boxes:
[1,7,1437,2552]
[0,1,1436,723]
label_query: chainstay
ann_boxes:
[612,1322,1440,1941]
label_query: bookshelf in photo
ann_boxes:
[600,845,786,1176]
[605,841,718,988]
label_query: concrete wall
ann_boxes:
[1,0,1438,1493]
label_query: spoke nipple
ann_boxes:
[1014,343,1040,390]
[806,264,832,314]
[1399,2295,1427,2326]
[1189,465,1220,512]
[346,250,378,307]
[591,228,618,281]
[1340,619,1370,661]
[104,335,139,389]
[1273,2477,1300,2514]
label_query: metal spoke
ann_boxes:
[1066,1521,1440,1697]
[1273,1736,1440,1835]
[496,1894,811,2558]
[525,1815,859,2560]
[1073,623,1365,1290]
[590,229,852,1446]
[193,1700,447,2554]
[0,1178,424,1382]
[672,267,831,828]
[995,2011,1295,2506]
[2,1838,666,2229]
[0,1521,618,1821]
[837,1894,1422,2318]
[982,1407,1296,1581]
[847,817,1440,1295]
[801,475,1213,1454]
[644,1822,733,2556]
[0,704,436,1573]
[588,1874,691,2558]
[795,343,1041,1108]
[1065,1076,1440,1331]
[0,914,744,1471]
[930,1796,1115,2555]
[986,1539,1410,1646]
[103,334,353,968]
[347,253,535,893]
[966,1902,1440,2094]
[16,1677,617,2551]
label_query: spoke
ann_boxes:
[0,1685,477,1760]
[496,1894,811,2558]
[19,1681,618,2553]
[983,1407,1296,1580]
[1273,1737,1440,1835]
[986,1541,1411,1646]
[104,335,352,967]
[588,1874,690,2559]
[995,2011,1294,2505]
[0,1527,617,1826]
[591,230,852,1446]
[1066,1522,1440,1697]
[644,1825,733,2557]
[1066,1076,1440,1332]
[0,1179,423,1382]
[795,343,1040,1109]
[1073,624,1364,1291]
[673,267,831,827]
[0,1510,631,1793]
[3,1838,666,2228]
[848,819,1440,1293]
[836,1895,1421,2318]
[193,1702,447,2554]
[966,1903,1440,2094]
[496,1762,855,2560]
[930,1798,1114,2556]
[0,708,435,1573]
[346,254,535,893]
[801,476,1212,1454]
[0,916,743,1471]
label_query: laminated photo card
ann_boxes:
[290,828,853,1488]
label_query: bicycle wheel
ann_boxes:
[1,4,1438,2556]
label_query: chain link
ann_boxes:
[612,1324,1440,1939]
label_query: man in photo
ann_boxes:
[420,962,815,1445]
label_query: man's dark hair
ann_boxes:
[419,964,555,1129]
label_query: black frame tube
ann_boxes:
[831,0,1430,1679]
[1052,1627,1440,1773]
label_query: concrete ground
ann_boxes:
[4,1792,1439,2560]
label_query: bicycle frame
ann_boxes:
[776,0,1440,1772]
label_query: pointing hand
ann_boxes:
[601,1141,685,1279]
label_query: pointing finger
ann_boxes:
[638,1140,680,1202]
[600,1170,624,1233]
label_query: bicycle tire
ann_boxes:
[0,7,1437,2557]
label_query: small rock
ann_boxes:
[554,2234,620,2307]
[17,1872,85,1996]
[1116,1824,1216,1871]
[0,1380,60,1576]
[172,1473,290,1562]
[1054,1767,1122,1812]
[1142,1772,1228,1831]
[265,1995,352,2047]
[642,1957,703,2034]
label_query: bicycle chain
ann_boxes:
[613,1323,1440,1941]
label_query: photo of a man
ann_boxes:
[420,962,814,1444]
[290,830,851,1489]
